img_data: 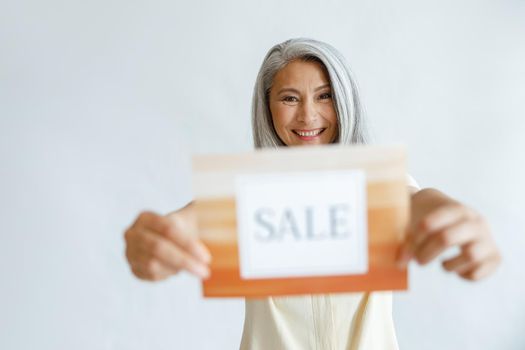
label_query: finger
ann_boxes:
[459,257,501,281]
[442,254,477,275]
[125,227,149,268]
[140,229,210,279]
[400,204,469,265]
[419,203,475,233]
[413,218,480,265]
[164,214,212,264]
[129,237,180,275]
[397,225,425,268]
[132,259,174,281]
[138,211,212,264]
[396,241,414,268]
[442,242,496,273]
[130,265,147,279]
[130,264,150,279]
[128,240,176,281]
[443,257,478,275]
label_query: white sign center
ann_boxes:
[235,169,368,279]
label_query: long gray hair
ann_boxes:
[251,38,368,149]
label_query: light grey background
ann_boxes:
[1,0,524,349]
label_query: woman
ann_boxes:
[124,38,501,349]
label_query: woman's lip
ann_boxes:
[293,128,324,132]
[293,128,326,139]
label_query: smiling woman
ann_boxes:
[123,38,501,350]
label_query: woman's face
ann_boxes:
[269,59,338,146]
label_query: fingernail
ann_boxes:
[396,248,412,269]
[202,250,212,264]
[195,264,210,279]
[196,245,212,264]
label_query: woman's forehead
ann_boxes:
[272,60,331,89]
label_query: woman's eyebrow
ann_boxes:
[277,87,300,95]
[277,83,331,95]
[314,83,331,92]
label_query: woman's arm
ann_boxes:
[397,188,501,281]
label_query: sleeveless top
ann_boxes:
[239,175,420,350]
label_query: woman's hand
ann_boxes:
[397,188,501,281]
[124,202,211,281]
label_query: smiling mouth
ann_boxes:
[293,128,326,137]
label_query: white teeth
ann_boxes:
[296,129,323,137]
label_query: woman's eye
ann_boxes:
[319,92,332,100]
[282,96,299,103]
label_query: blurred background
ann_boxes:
[1,0,524,349]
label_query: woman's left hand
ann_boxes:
[397,188,501,281]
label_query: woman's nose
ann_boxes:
[296,100,318,123]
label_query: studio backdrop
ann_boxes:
[1,1,524,349]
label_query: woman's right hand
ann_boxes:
[124,202,212,281]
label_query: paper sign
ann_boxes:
[235,169,367,279]
[192,144,409,298]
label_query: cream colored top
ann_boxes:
[240,292,398,350]
[239,175,420,350]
